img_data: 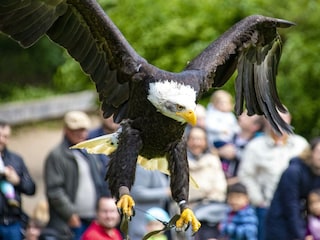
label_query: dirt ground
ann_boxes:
[8,115,100,217]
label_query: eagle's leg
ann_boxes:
[106,120,142,218]
[116,186,135,217]
[167,140,201,233]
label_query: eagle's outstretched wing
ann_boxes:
[0,0,146,122]
[0,1,294,133]
[185,15,294,133]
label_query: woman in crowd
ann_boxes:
[265,137,320,240]
[186,126,227,240]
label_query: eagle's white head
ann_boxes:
[147,81,197,125]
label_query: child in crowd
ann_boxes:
[145,207,170,240]
[25,218,46,240]
[219,182,258,240]
[306,188,320,240]
[24,200,49,240]
[205,90,240,147]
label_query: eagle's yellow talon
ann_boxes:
[117,194,135,217]
[176,208,201,233]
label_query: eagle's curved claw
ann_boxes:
[117,194,135,217]
[176,208,201,233]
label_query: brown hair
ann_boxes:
[299,137,320,172]
[309,188,320,198]
[0,121,9,128]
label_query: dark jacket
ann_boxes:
[0,148,36,223]
[265,157,320,240]
[44,137,109,238]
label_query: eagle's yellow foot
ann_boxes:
[117,194,135,238]
[117,194,135,217]
[176,208,201,233]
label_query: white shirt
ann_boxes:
[238,134,308,206]
[188,152,227,202]
[0,154,5,174]
[73,150,96,218]
[205,105,240,145]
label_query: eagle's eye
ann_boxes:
[176,104,185,111]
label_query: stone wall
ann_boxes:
[0,90,98,124]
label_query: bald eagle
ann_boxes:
[0,0,294,235]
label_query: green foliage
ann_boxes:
[0,0,319,139]
[266,0,320,139]
[104,0,320,140]
[0,36,64,101]
[52,51,93,92]
[107,0,247,71]
[6,86,57,101]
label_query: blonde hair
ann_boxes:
[32,199,49,226]
[299,137,320,174]
[210,90,233,105]
[210,90,234,112]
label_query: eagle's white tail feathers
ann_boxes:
[70,133,118,155]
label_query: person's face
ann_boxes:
[308,192,320,217]
[0,125,11,152]
[267,110,291,136]
[102,116,120,134]
[212,93,233,112]
[97,198,120,229]
[227,192,249,212]
[64,127,88,145]
[25,223,41,240]
[311,143,320,169]
[187,128,207,156]
[238,112,261,133]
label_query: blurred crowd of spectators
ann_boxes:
[1,89,320,240]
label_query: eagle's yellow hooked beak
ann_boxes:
[176,109,197,126]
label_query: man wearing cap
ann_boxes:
[42,111,109,240]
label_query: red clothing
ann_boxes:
[81,221,123,240]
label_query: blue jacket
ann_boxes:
[265,157,320,240]
[220,205,258,240]
[0,148,36,222]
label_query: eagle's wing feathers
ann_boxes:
[185,15,294,134]
[0,0,146,122]
[237,37,290,133]
[1,3,294,133]
[0,0,66,47]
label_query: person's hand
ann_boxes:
[218,144,236,159]
[68,214,81,228]
[4,166,20,185]
[166,187,171,197]
[305,235,314,240]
